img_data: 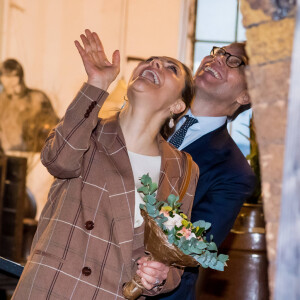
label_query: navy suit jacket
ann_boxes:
[147,123,256,300]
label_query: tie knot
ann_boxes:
[169,115,198,148]
[183,115,198,126]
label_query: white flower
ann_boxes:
[164,213,183,231]
[186,232,196,240]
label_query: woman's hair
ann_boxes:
[160,62,195,139]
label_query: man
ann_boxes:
[147,43,257,299]
[0,59,59,152]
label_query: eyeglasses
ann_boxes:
[210,47,246,68]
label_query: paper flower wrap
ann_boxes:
[122,174,228,300]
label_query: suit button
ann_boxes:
[82,267,92,276]
[85,220,94,230]
[84,112,89,118]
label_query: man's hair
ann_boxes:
[0,59,24,83]
[226,42,251,122]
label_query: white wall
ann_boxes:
[1,0,189,116]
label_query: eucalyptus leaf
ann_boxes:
[217,254,229,263]
[211,261,225,271]
[145,194,156,205]
[193,220,211,231]
[196,241,207,250]
[149,182,158,194]
[168,234,176,244]
[139,204,146,211]
[137,186,149,195]
[167,194,177,208]
[140,174,152,185]
[207,242,218,251]
[146,203,156,215]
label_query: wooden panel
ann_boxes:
[0,156,27,262]
[0,156,7,239]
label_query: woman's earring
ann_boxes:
[121,95,128,109]
[169,112,174,128]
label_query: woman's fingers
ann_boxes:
[74,40,86,58]
[112,50,120,69]
[85,29,98,52]
[138,264,168,280]
[92,31,105,52]
[80,34,92,54]
[136,259,169,290]
[140,277,155,290]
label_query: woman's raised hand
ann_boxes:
[75,29,120,90]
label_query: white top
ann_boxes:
[168,109,227,150]
[128,151,161,228]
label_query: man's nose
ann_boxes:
[213,54,225,66]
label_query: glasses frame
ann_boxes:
[210,46,246,68]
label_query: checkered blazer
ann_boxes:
[12,83,199,300]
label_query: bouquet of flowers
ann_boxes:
[122,174,229,299]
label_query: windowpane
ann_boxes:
[229,109,252,156]
[237,9,246,41]
[195,0,238,42]
[194,42,214,72]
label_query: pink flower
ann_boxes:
[178,227,196,240]
[160,210,170,218]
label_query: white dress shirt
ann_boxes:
[168,109,227,150]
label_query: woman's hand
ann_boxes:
[136,257,169,290]
[75,29,120,90]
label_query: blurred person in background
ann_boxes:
[0,58,59,153]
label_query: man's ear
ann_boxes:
[236,90,250,106]
[171,99,186,114]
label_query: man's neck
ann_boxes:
[191,97,228,118]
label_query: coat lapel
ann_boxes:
[156,136,183,203]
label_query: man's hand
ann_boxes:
[74,29,120,90]
[136,257,169,290]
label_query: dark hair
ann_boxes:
[160,62,195,139]
[226,42,251,121]
[0,59,24,84]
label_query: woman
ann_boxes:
[12,30,199,299]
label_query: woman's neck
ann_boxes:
[119,105,163,156]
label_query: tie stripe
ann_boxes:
[169,115,198,148]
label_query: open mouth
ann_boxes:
[204,66,221,79]
[140,69,160,85]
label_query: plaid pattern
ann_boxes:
[12,83,199,300]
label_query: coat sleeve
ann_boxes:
[143,160,199,297]
[192,171,257,247]
[41,83,108,179]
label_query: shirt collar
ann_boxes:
[185,109,227,130]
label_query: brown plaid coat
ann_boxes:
[12,83,199,300]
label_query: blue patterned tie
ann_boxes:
[169,115,198,148]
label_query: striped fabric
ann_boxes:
[12,83,199,300]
